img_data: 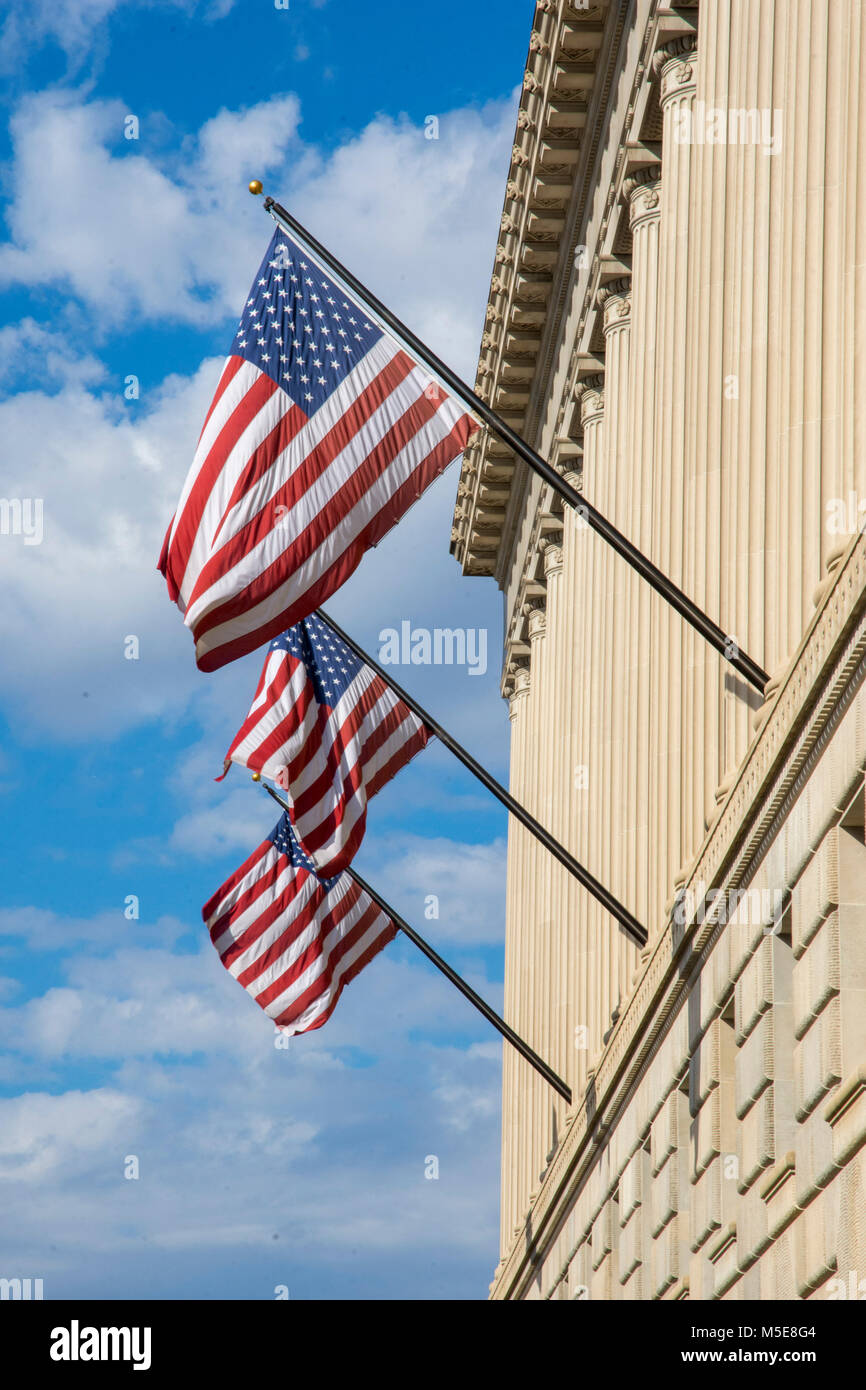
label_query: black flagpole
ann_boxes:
[251,185,769,696]
[258,779,572,1105]
[316,606,647,949]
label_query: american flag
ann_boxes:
[159,228,479,672]
[221,613,429,877]
[203,811,396,1035]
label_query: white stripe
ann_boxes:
[221,869,321,982]
[262,894,390,1031]
[252,876,367,1012]
[205,839,279,932]
[181,337,402,621]
[191,390,465,661]
[229,659,309,771]
[178,385,296,608]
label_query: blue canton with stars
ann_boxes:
[233,229,385,415]
[269,613,365,711]
[267,811,341,889]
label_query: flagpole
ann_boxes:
[316,606,648,949]
[258,779,572,1105]
[250,184,769,696]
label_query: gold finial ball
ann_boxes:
[248,180,264,196]
[251,772,261,782]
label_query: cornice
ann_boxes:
[449,1,614,580]
[453,0,701,694]
[490,529,866,1299]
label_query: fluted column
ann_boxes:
[540,536,567,1160]
[501,665,529,1254]
[650,37,698,909]
[713,0,775,796]
[625,171,662,928]
[571,385,605,1070]
[766,0,866,685]
[523,602,548,1211]
[598,282,639,1012]
[680,5,730,843]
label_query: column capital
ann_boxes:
[507,662,531,712]
[578,381,604,426]
[626,169,662,228]
[525,603,547,640]
[654,36,697,103]
[599,281,632,332]
[541,538,564,576]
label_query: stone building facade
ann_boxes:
[451,0,866,1300]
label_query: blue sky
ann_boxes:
[0,0,535,1299]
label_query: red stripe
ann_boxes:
[224,654,299,768]
[198,356,245,445]
[232,877,326,981]
[290,678,385,820]
[194,414,478,671]
[187,350,416,622]
[205,852,282,947]
[164,368,281,597]
[253,673,314,770]
[202,835,273,926]
[365,726,429,800]
[210,398,307,550]
[274,911,397,1032]
[263,894,390,1022]
[252,879,363,1010]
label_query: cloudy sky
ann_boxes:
[0,0,534,1299]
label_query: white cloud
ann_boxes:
[0,88,514,756]
[0,357,222,740]
[0,0,238,70]
[361,833,508,945]
[0,91,302,328]
[0,905,187,950]
[0,913,502,1288]
[0,87,514,360]
[0,1087,142,1180]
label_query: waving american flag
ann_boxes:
[203,812,396,1035]
[159,228,479,672]
[221,613,429,877]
